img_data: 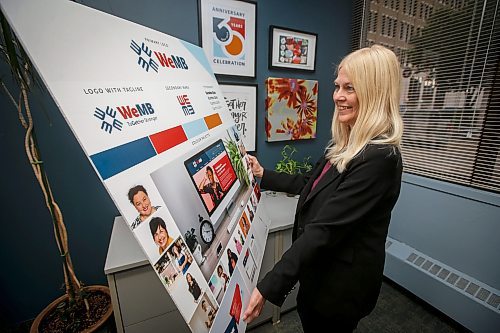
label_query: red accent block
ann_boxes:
[149,125,187,154]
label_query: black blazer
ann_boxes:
[257,144,402,320]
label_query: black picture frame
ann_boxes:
[219,82,258,152]
[269,25,318,72]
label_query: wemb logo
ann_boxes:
[94,106,123,134]
[94,102,155,134]
[177,95,195,116]
[116,103,155,119]
[130,39,189,73]
[154,51,189,70]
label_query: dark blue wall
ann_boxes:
[0,0,353,324]
[241,0,353,168]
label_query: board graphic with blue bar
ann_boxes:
[90,137,156,180]
[90,113,223,180]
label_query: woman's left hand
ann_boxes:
[243,288,266,323]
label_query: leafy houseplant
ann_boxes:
[0,12,111,333]
[275,145,313,197]
[275,144,313,175]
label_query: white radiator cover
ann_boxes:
[384,237,500,333]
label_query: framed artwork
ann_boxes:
[269,25,317,72]
[199,0,257,77]
[265,77,318,142]
[220,83,257,151]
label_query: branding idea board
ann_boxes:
[1,0,270,332]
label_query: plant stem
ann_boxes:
[20,79,82,303]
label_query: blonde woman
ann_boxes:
[243,45,403,332]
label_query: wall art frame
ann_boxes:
[199,0,257,77]
[269,25,317,72]
[220,83,257,151]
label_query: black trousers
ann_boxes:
[297,303,360,333]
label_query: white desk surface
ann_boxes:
[262,191,298,232]
[104,191,298,275]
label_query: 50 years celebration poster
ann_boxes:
[1,0,268,332]
[199,0,256,77]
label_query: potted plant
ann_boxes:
[275,145,313,175]
[275,145,313,197]
[0,12,112,333]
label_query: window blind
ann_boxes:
[353,0,500,193]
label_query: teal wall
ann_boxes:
[0,0,353,324]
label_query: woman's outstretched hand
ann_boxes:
[247,155,264,178]
[243,287,266,324]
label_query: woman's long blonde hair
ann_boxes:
[325,45,403,172]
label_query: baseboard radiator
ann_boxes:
[384,237,500,333]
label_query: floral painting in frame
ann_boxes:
[265,77,318,142]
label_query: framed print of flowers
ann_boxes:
[265,77,318,142]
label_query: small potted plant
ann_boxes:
[275,145,313,196]
[275,145,313,175]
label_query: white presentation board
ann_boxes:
[0,1,270,332]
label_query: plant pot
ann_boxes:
[30,285,113,333]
